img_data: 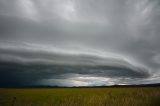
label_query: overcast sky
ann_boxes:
[0,0,160,86]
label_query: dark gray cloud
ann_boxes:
[0,42,151,86]
[0,61,149,86]
[0,0,160,86]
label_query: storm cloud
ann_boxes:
[0,0,160,86]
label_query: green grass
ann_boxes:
[0,87,160,106]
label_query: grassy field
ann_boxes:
[0,87,160,106]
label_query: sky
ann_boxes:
[0,0,160,87]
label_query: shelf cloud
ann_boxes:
[0,0,160,86]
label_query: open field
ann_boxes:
[0,87,160,106]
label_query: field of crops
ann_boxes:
[0,87,160,106]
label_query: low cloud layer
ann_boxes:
[0,0,160,86]
[0,42,152,86]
